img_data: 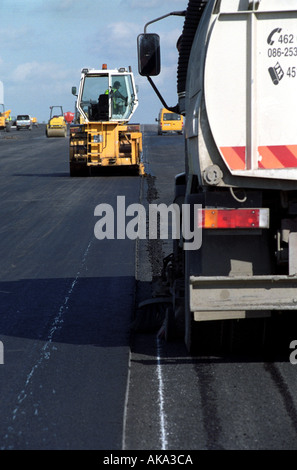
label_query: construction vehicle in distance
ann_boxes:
[138,0,297,353]
[46,106,67,137]
[0,105,12,132]
[0,81,12,132]
[156,108,184,135]
[69,64,144,176]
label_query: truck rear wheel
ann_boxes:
[184,266,231,355]
[164,304,176,342]
[228,317,269,355]
[184,285,226,355]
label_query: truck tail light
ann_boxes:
[198,208,269,229]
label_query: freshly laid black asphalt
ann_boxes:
[0,125,139,449]
[1,124,297,452]
[124,126,297,451]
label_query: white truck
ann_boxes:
[138,0,297,353]
[16,114,32,131]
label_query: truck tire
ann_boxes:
[164,304,176,342]
[184,271,226,355]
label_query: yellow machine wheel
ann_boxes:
[47,127,67,138]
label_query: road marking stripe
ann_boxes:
[156,337,168,450]
[1,238,94,449]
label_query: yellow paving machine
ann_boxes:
[0,105,12,132]
[46,106,67,137]
[69,64,144,176]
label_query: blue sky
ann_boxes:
[0,0,188,124]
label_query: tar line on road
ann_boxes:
[1,237,94,448]
[122,130,172,450]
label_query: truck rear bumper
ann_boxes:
[190,275,297,321]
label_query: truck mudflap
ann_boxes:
[190,274,297,321]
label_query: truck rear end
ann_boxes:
[178,0,297,352]
[137,0,297,353]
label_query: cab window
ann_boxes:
[110,74,134,121]
[163,112,181,121]
[81,75,109,116]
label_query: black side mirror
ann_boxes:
[72,86,77,96]
[137,33,160,77]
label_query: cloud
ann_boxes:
[92,20,140,65]
[160,28,181,48]
[94,21,180,63]
[34,0,89,13]
[11,61,69,83]
[121,0,186,8]
[108,21,139,42]
[54,0,79,9]
[0,26,35,50]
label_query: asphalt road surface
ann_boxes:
[124,126,297,451]
[0,124,139,450]
[1,124,297,453]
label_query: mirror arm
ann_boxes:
[144,10,186,33]
[142,9,186,113]
[147,76,179,113]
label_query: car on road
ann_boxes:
[156,108,184,135]
[16,114,32,131]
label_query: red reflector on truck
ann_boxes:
[198,208,269,229]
